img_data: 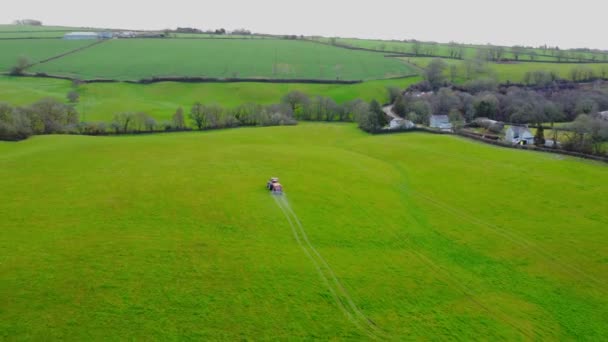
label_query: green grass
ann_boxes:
[0,75,421,122]
[315,37,608,63]
[29,39,416,81]
[405,57,608,84]
[0,39,92,71]
[0,25,80,32]
[1,123,607,339]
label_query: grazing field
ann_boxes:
[28,39,416,81]
[0,75,421,122]
[315,37,608,63]
[0,39,92,71]
[1,123,607,339]
[405,57,608,83]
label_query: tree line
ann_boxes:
[0,98,78,141]
[0,90,384,140]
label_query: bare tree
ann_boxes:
[67,91,80,104]
[189,102,205,130]
[511,45,525,61]
[424,58,448,89]
[282,91,310,113]
[172,107,185,129]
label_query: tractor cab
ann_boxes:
[266,177,283,194]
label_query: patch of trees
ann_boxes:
[175,27,202,34]
[390,81,608,154]
[355,100,389,132]
[562,114,608,155]
[0,99,78,141]
[9,56,31,76]
[280,91,372,123]
[13,19,42,26]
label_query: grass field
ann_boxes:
[0,39,92,71]
[28,39,415,81]
[0,75,421,122]
[1,123,606,339]
[315,37,608,63]
[405,57,608,84]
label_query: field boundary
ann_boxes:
[372,128,608,163]
[6,72,419,85]
[22,39,109,70]
[455,130,608,163]
[306,39,606,64]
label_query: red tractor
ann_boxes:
[266,177,283,194]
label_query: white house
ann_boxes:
[505,126,534,145]
[389,118,415,130]
[63,32,100,40]
[599,111,608,121]
[430,115,452,132]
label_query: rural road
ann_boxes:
[382,105,401,120]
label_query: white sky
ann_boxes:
[2,0,606,50]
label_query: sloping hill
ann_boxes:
[28,39,416,81]
[1,124,607,339]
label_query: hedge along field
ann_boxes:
[1,123,607,339]
[0,75,421,122]
[404,57,608,84]
[0,39,92,71]
[316,37,608,63]
[315,37,566,62]
[29,39,416,81]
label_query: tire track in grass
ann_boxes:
[411,190,608,295]
[329,147,536,338]
[273,194,386,339]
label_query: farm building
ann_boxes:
[430,115,452,132]
[389,118,415,130]
[63,32,100,40]
[505,126,534,145]
[98,32,114,39]
[599,111,608,121]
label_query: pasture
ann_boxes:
[0,75,421,122]
[404,57,608,84]
[316,37,608,63]
[1,123,607,339]
[0,39,92,71]
[28,39,415,81]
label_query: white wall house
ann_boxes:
[430,115,452,132]
[505,126,534,145]
[389,118,415,130]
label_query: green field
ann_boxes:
[405,57,608,83]
[0,75,420,122]
[1,123,606,339]
[0,25,103,39]
[315,37,608,63]
[0,39,92,71]
[28,39,415,81]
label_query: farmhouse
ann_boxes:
[430,115,452,132]
[63,32,100,40]
[389,118,415,130]
[505,126,534,145]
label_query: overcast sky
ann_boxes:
[2,0,606,50]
